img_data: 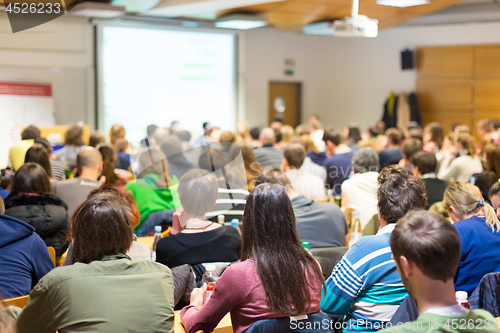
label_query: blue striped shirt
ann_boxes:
[321,224,408,332]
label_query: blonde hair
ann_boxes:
[280,125,295,145]
[455,133,477,157]
[300,134,318,153]
[443,182,499,232]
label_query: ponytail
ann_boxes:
[97,144,125,187]
[456,133,476,157]
[444,182,500,232]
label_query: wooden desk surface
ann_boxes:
[174,310,233,333]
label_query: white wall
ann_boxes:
[0,13,94,127]
[243,21,500,131]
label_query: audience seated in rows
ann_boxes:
[52,147,102,216]
[54,124,86,171]
[411,151,448,209]
[199,149,249,223]
[443,182,500,295]
[157,169,241,269]
[124,148,180,237]
[438,133,482,182]
[291,136,327,183]
[9,125,40,171]
[341,147,379,229]
[88,131,106,148]
[0,196,53,299]
[282,143,326,201]
[4,163,69,256]
[321,165,427,332]
[13,192,176,333]
[253,128,284,169]
[378,128,403,169]
[255,169,348,248]
[181,183,324,333]
[382,211,498,333]
[323,126,354,196]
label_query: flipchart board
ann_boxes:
[0,82,55,169]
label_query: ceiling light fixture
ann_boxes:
[376,0,430,8]
[215,13,267,30]
[68,2,126,18]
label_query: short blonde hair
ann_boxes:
[443,182,499,232]
[280,125,295,145]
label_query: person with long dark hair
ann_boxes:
[97,144,128,190]
[24,143,53,180]
[4,163,69,256]
[180,183,324,333]
[15,192,175,333]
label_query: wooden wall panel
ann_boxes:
[416,46,474,77]
[474,80,500,110]
[416,79,473,111]
[420,112,473,135]
[475,45,500,77]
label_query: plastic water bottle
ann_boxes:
[151,225,163,261]
[231,218,241,234]
[456,291,471,309]
[351,211,362,243]
[202,264,218,304]
[327,189,334,203]
[302,242,312,255]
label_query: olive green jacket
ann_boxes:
[16,254,174,333]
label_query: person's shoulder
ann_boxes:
[223,259,256,278]
[345,234,390,261]
[222,225,241,238]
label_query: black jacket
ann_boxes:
[4,192,69,256]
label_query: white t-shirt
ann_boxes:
[286,169,327,201]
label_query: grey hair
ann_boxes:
[352,147,380,174]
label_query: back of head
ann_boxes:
[377,165,427,224]
[489,182,500,202]
[65,124,84,146]
[477,119,493,133]
[284,143,306,169]
[249,127,260,141]
[443,182,499,231]
[309,119,323,131]
[152,128,170,147]
[260,128,276,146]
[352,147,379,174]
[88,131,106,148]
[322,126,342,146]
[177,130,192,143]
[137,148,170,188]
[147,124,159,137]
[299,134,317,153]
[219,131,236,144]
[97,144,122,186]
[160,136,183,157]
[34,137,52,155]
[115,138,129,153]
[273,128,282,144]
[424,122,444,148]
[411,151,437,175]
[489,145,500,179]
[391,211,461,283]
[109,124,126,145]
[490,119,500,131]
[255,168,292,188]
[241,183,323,315]
[178,169,218,216]
[402,138,423,160]
[77,147,103,171]
[347,125,362,144]
[408,128,423,142]
[71,192,133,264]
[455,125,470,135]
[295,124,311,136]
[21,125,40,141]
[10,162,51,194]
[198,149,229,174]
[385,128,402,146]
[25,143,52,178]
[455,133,477,157]
[280,125,295,144]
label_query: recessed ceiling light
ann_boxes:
[376,0,430,7]
[215,14,267,30]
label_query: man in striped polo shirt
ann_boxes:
[321,165,427,332]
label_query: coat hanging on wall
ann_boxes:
[382,92,422,129]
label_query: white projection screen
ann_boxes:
[98,24,237,145]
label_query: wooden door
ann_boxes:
[268,82,301,127]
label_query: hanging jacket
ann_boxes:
[408,92,422,126]
[396,92,410,130]
[4,192,70,256]
[382,93,399,129]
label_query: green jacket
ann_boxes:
[124,173,180,232]
[16,254,175,333]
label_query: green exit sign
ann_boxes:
[285,70,294,76]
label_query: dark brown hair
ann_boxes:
[98,144,126,187]
[88,131,106,148]
[411,151,437,176]
[424,122,444,149]
[322,126,342,146]
[21,125,40,141]
[385,128,402,146]
[377,165,427,224]
[255,168,292,188]
[284,143,306,169]
[10,162,51,194]
[178,169,218,216]
[71,192,133,264]
[402,138,423,160]
[64,124,85,146]
[241,183,324,315]
[391,210,461,282]
[25,143,52,178]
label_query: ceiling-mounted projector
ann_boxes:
[303,0,378,37]
[333,15,378,37]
